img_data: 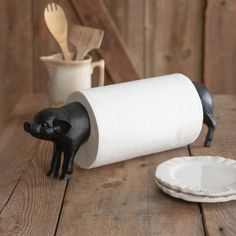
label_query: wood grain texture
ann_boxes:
[69,25,104,60]
[190,96,236,236]
[0,141,67,236]
[44,2,72,61]
[204,0,236,94]
[56,148,204,236]
[0,95,67,236]
[145,0,205,81]
[104,0,145,77]
[0,0,33,129]
[103,0,127,37]
[0,95,45,213]
[70,0,140,84]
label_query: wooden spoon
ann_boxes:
[69,25,104,60]
[44,3,71,61]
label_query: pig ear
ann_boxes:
[53,119,72,134]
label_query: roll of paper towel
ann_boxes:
[67,73,203,169]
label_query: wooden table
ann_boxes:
[0,95,235,236]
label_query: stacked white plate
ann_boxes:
[155,156,236,202]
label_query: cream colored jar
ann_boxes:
[40,53,104,107]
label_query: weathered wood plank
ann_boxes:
[125,0,145,77]
[0,95,67,236]
[0,0,33,130]
[0,95,46,213]
[70,0,140,84]
[204,1,236,94]
[0,141,67,236]
[104,0,145,77]
[145,0,204,82]
[57,148,204,235]
[104,0,127,38]
[126,0,146,78]
[190,96,236,235]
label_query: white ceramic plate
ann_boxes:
[155,179,236,203]
[155,156,236,197]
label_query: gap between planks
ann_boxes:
[0,95,67,236]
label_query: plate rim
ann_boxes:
[155,156,236,197]
[155,179,236,203]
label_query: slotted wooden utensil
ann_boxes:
[44,3,71,61]
[69,25,104,60]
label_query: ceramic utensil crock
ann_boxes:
[40,53,105,107]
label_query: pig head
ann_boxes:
[24,102,90,180]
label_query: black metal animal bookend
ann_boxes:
[23,82,216,180]
[24,102,90,180]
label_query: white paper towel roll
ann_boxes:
[67,73,203,169]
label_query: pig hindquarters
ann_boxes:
[24,102,90,180]
[193,82,216,147]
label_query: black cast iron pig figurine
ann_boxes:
[23,82,216,180]
[24,103,90,180]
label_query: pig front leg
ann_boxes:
[47,143,62,177]
[59,147,79,180]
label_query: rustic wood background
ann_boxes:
[0,0,236,128]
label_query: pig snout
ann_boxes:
[24,122,39,134]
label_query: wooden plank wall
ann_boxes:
[104,0,145,77]
[0,0,236,128]
[104,0,205,82]
[0,0,33,129]
[204,0,236,94]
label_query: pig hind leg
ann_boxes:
[60,148,78,180]
[203,113,216,147]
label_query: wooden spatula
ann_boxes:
[69,25,104,60]
[44,3,71,61]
